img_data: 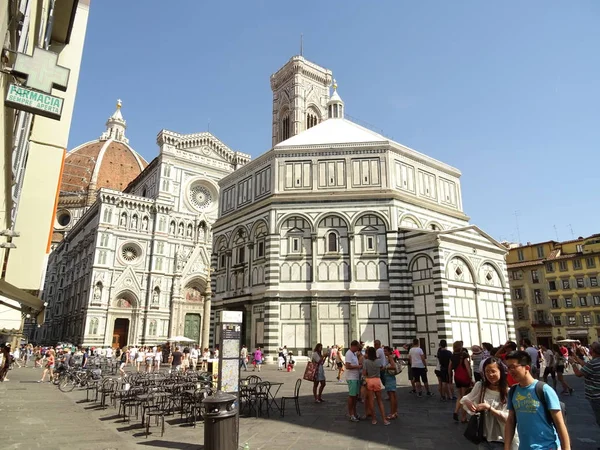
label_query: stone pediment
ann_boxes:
[112,266,142,294]
[286,227,306,234]
[359,225,379,233]
[182,245,210,278]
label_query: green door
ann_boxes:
[184,314,201,344]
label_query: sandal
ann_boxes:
[371,419,377,425]
[383,420,391,426]
[386,413,398,420]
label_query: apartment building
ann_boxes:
[0,0,89,344]
[507,235,600,346]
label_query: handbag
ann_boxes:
[464,383,486,444]
[303,361,318,382]
[454,358,471,385]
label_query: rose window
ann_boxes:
[189,184,212,211]
[122,245,139,262]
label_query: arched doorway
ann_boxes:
[180,279,207,346]
[113,318,129,349]
[111,291,137,348]
[184,314,201,343]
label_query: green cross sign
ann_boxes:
[12,48,70,94]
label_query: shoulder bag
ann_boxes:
[464,382,486,444]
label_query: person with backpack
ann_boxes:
[504,350,570,450]
[450,341,472,423]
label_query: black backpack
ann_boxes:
[508,381,566,426]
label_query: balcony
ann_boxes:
[531,320,552,328]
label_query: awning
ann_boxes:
[0,279,44,312]
[567,330,589,337]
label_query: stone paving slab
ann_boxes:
[1,364,598,450]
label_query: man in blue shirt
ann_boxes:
[504,350,570,450]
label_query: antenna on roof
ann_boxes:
[569,224,574,239]
[553,225,559,241]
[300,33,303,56]
[207,119,210,133]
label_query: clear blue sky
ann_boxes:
[69,1,600,244]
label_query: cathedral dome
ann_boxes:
[60,100,147,196]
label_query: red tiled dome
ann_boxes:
[60,139,147,193]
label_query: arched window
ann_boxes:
[88,318,99,335]
[103,208,112,223]
[306,111,319,129]
[328,232,338,252]
[280,108,291,141]
[148,320,157,336]
[169,221,176,234]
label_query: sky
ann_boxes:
[69,1,600,244]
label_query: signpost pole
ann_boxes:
[217,311,243,448]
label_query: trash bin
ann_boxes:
[202,391,238,450]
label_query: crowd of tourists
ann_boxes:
[429,338,598,450]
[297,337,598,450]
[0,342,223,382]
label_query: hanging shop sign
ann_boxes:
[7,47,70,120]
[6,84,64,120]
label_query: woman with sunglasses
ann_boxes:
[460,357,518,449]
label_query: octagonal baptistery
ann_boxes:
[211,57,514,361]
[53,101,147,243]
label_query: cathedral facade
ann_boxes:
[39,103,249,348]
[210,56,516,360]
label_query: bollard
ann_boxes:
[202,391,238,450]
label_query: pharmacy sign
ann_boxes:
[7,48,70,120]
[6,84,64,120]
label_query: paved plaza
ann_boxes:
[0,363,598,450]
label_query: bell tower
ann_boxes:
[270,55,333,146]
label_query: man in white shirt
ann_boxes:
[106,347,113,359]
[129,346,137,366]
[409,338,433,397]
[524,339,539,378]
[190,346,199,371]
[240,345,248,371]
[344,340,363,422]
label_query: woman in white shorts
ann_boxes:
[136,347,145,372]
[154,347,162,372]
[145,348,155,373]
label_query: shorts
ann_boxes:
[438,369,450,383]
[120,363,126,369]
[556,365,564,374]
[337,361,343,368]
[347,379,360,397]
[412,367,428,383]
[366,377,383,391]
[455,379,471,389]
[382,372,397,392]
[543,367,556,378]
